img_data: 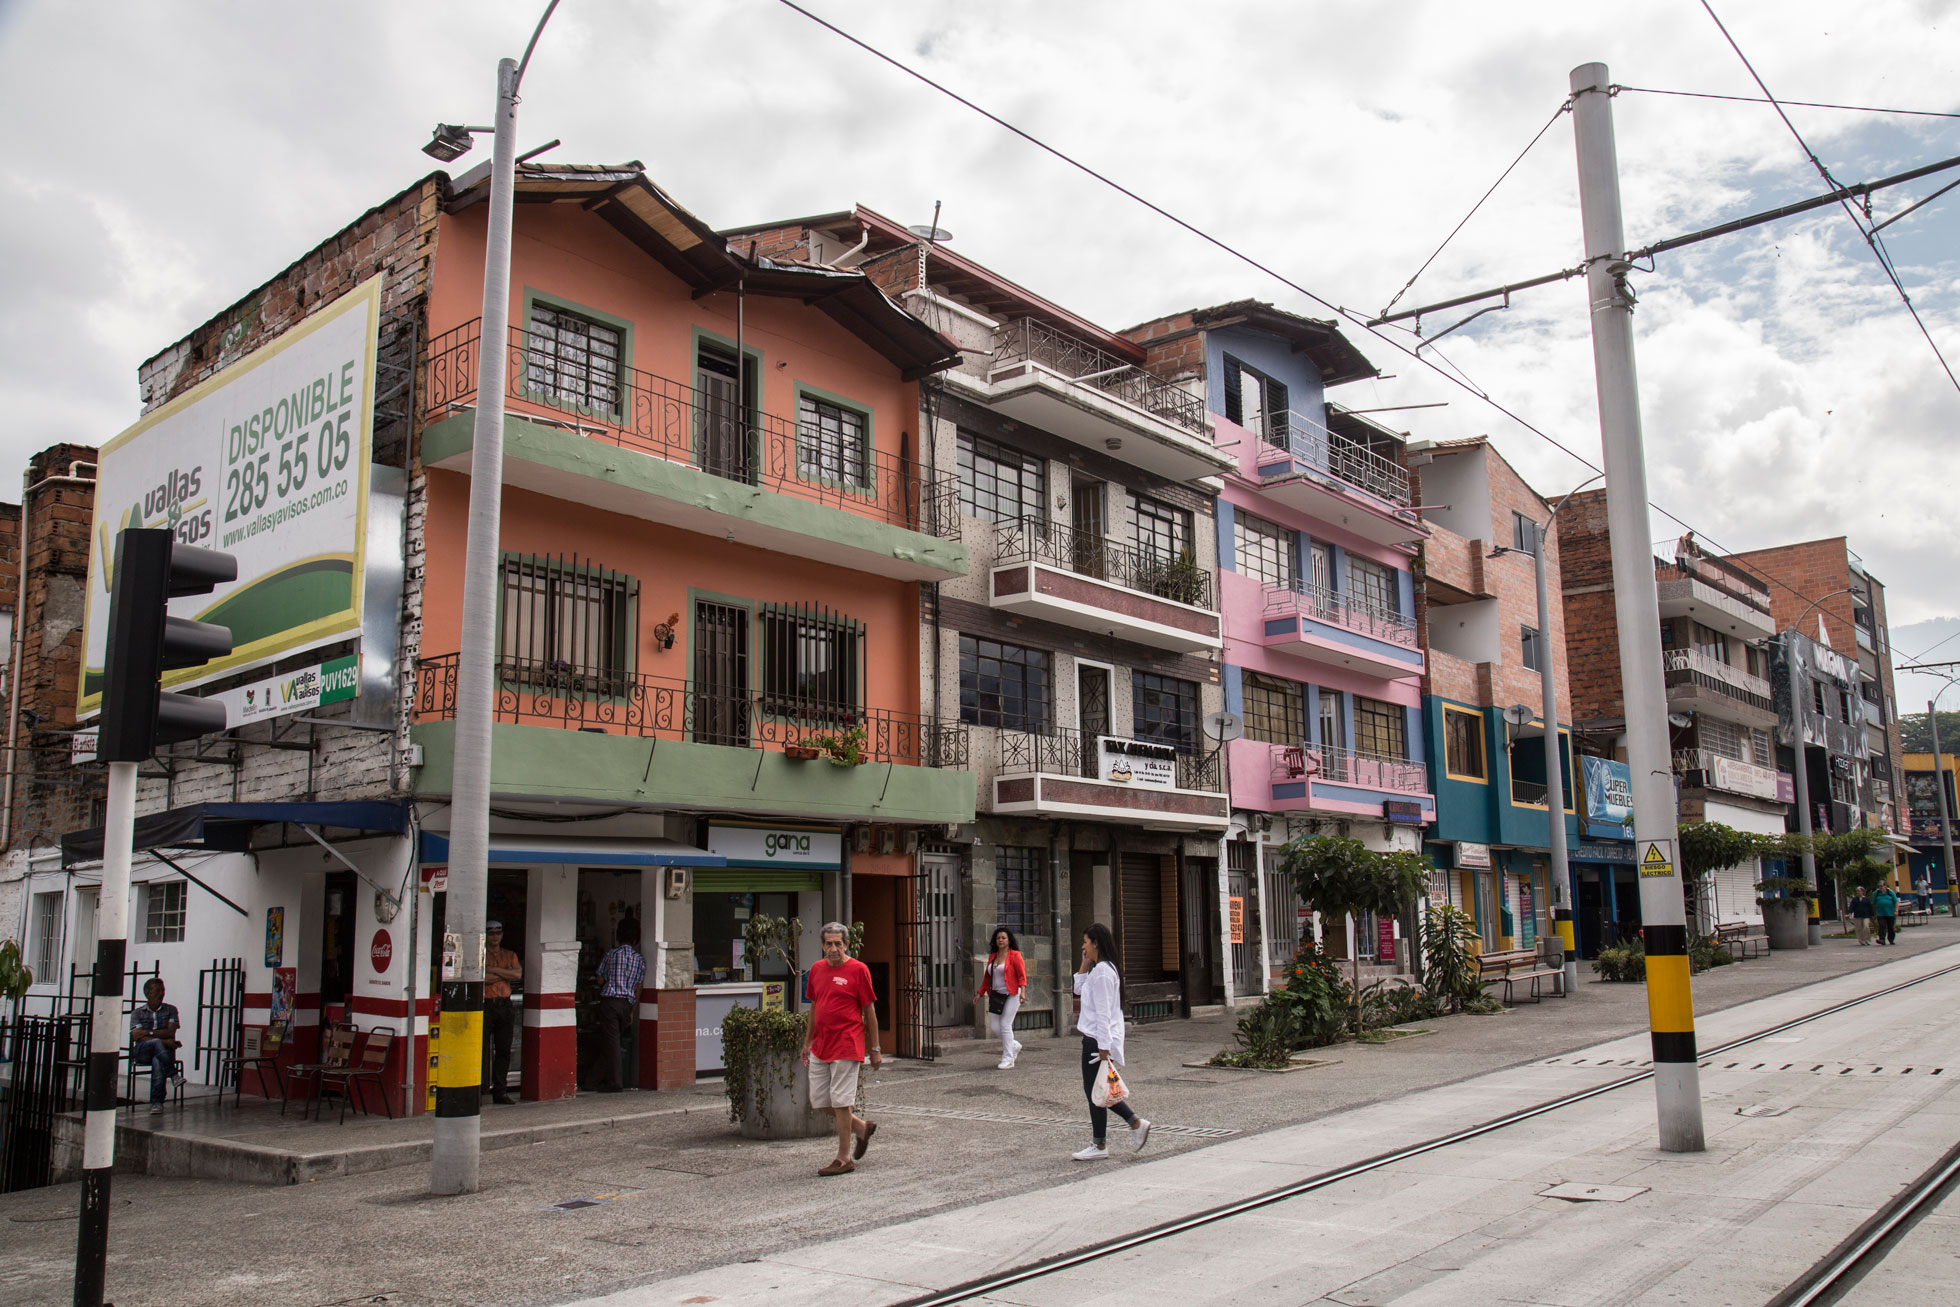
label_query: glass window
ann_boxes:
[796,394,869,488]
[526,302,623,412]
[143,881,187,945]
[760,606,860,717]
[1445,708,1486,779]
[1318,690,1346,752]
[1512,511,1538,553]
[1346,554,1399,616]
[959,635,1050,730]
[995,847,1046,937]
[1354,696,1407,761]
[1521,625,1543,673]
[1132,671,1199,752]
[1129,492,1193,563]
[1242,672,1302,745]
[692,891,794,985]
[32,891,62,982]
[1693,622,1729,664]
[956,430,1044,524]
[1700,715,1746,762]
[1221,355,1289,443]
[1235,511,1294,588]
[498,556,635,692]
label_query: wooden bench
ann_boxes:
[1714,920,1769,960]
[1476,947,1565,1004]
[1899,906,1933,928]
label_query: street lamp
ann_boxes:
[426,0,559,1199]
[1486,472,1602,995]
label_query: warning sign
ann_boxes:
[1638,840,1675,879]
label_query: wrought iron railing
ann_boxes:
[1263,580,1417,647]
[994,517,1215,609]
[990,318,1209,436]
[425,319,960,538]
[1258,410,1412,507]
[1268,741,1428,793]
[998,725,1222,792]
[414,652,968,768]
[1662,650,1774,713]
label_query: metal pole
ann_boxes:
[73,760,136,1306]
[431,55,518,1196]
[1530,523,1578,995]
[1930,700,1959,917]
[1570,62,1704,1152]
[1789,681,1820,947]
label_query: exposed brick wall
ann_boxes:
[1555,488,1625,726]
[1124,313,1205,383]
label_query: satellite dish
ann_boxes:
[1502,704,1536,727]
[1204,710,1244,743]
[907,223,954,241]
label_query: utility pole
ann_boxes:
[1570,63,1705,1152]
[1789,673,1821,945]
[1529,520,1578,997]
[1930,701,1959,918]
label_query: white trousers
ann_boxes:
[988,993,1022,1060]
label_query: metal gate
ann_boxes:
[1227,840,1264,997]
[1,1014,88,1192]
[196,956,247,1084]
[894,872,931,1062]
[920,856,961,1029]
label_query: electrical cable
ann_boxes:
[1613,84,1960,120]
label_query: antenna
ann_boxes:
[908,199,952,243]
[1502,704,1536,727]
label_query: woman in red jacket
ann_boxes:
[977,927,1028,1069]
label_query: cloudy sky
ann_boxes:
[2,0,1955,702]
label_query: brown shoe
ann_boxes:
[818,1158,855,1177]
[853,1120,878,1160]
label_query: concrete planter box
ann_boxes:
[1763,899,1809,951]
[734,1049,833,1140]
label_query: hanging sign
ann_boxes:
[1456,841,1492,869]
[1639,839,1676,879]
[1230,896,1245,945]
[1097,737,1178,789]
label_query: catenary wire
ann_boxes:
[1614,84,1960,120]
[771,0,1918,633]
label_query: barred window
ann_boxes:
[1132,671,1199,752]
[1346,554,1399,617]
[1242,672,1302,745]
[760,604,861,717]
[956,430,1044,524]
[1235,511,1294,588]
[32,891,62,982]
[1130,493,1193,563]
[526,303,623,412]
[1354,696,1407,761]
[994,846,1046,937]
[498,555,636,692]
[1444,707,1485,779]
[1700,715,1746,762]
[959,636,1050,730]
[143,881,187,945]
[796,394,869,487]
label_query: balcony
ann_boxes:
[421,320,966,581]
[1662,649,1778,728]
[1230,737,1435,822]
[411,653,974,824]
[943,318,1232,483]
[1420,528,1492,604]
[990,726,1229,831]
[1258,581,1423,680]
[1672,748,1784,802]
[1251,411,1426,546]
[989,517,1221,654]
[1655,576,1775,640]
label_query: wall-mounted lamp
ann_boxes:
[653,612,679,651]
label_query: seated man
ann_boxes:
[132,977,184,1115]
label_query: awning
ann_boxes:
[62,800,410,866]
[417,833,726,868]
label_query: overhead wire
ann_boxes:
[1613,84,1960,120]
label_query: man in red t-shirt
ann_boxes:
[800,922,882,1176]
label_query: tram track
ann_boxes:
[890,958,1960,1307]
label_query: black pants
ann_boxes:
[1876,915,1897,945]
[594,995,634,1090]
[1080,1035,1136,1143]
[484,997,515,1095]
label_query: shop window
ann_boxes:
[1444,707,1486,780]
[693,891,795,985]
[32,891,62,982]
[1354,696,1406,761]
[498,554,636,693]
[995,847,1046,937]
[1235,510,1293,588]
[1129,492,1193,564]
[796,392,869,488]
[526,302,623,414]
[143,881,186,944]
[1242,671,1303,745]
[1222,355,1288,443]
[759,604,861,719]
[956,429,1044,525]
[1132,671,1199,752]
[959,635,1050,731]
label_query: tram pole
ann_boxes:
[73,760,136,1306]
[1570,61,1705,1151]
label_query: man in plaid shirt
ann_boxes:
[591,918,644,1093]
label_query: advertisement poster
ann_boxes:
[1376,915,1397,960]
[1581,756,1635,839]
[1229,896,1245,945]
[264,906,284,967]
[270,967,297,1028]
[77,277,380,716]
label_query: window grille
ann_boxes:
[759,602,862,719]
[1242,672,1303,745]
[143,881,186,944]
[994,846,1046,937]
[959,636,1051,730]
[526,303,622,412]
[1129,492,1193,563]
[1354,696,1407,761]
[1132,671,1199,752]
[1235,511,1294,587]
[956,430,1044,524]
[796,394,869,487]
[1699,716,1747,762]
[498,554,637,695]
[1752,728,1773,765]
[32,891,62,981]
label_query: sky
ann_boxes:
[1,0,1955,703]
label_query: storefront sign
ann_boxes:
[1097,736,1178,789]
[264,906,284,966]
[1517,882,1535,947]
[1581,756,1634,838]
[1776,772,1797,804]
[1456,842,1492,869]
[422,864,449,893]
[1574,840,1635,865]
[70,729,99,764]
[1382,799,1426,826]
[370,929,393,973]
[707,824,843,868]
[1709,755,1781,801]
[209,654,358,728]
[1230,896,1245,945]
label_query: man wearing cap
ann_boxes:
[484,921,522,1105]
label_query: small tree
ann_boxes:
[1678,821,1762,934]
[1813,829,1894,914]
[0,938,33,1004]
[1280,836,1431,1030]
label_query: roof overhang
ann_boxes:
[61,800,410,867]
[418,833,727,867]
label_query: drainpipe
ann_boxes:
[826,222,872,269]
[1049,828,1066,1038]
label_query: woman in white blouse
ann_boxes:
[1070,922,1150,1160]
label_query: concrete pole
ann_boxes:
[431,55,519,1197]
[1930,700,1959,917]
[72,759,136,1306]
[1530,523,1578,995]
[1788,679,1819,947]
[1570,63,1704,1152]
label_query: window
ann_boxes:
[1222,355,1289,442]
[143,881,187,944]
[995,846,1046,937]
[1700,715,1746,762]
[693,891,794,985]
[1346,555,1399,617]
[1235,511,1294,588]
[959,636,1050,730]
[1444,707,1486,780]
[32,891,62,982]
[1693,622,1729,664]
[498,555,636,692]
[796,394,869,488]
[956,430,1044,525]
[1521,624,1544,672]
[1130,492,1193,563]
[1659,619,1676,647]
[1354,696,1407,761]
[1746,644,1768,679]
[759,605,861,716]
[1242,672,1303,745]
[1319,690,1346,752]
[1752,728,1773,765]
[1132,672,1199,752]
[1512,511,1538,553]
[526,302,623,413]
[1839,689,1855,723]
[1813,680,1827,717]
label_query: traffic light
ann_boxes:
[97,528,237,763]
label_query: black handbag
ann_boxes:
[988,991,1009,1015]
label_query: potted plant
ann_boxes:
[784,742,822,762]
[1756,874,1814,950]
[807,719,868,766]
[723,919,867,1138]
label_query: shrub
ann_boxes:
[1420,904,1485,1013]
[1360,979,1441,1028]
[1209,941,1353,1067]
[1689,937,1734,973]
[721,1006,808,1124]
[1593,940,1646,982]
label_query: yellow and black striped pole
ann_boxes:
[1641,921,1696,1067]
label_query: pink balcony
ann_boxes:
[1228,736,1435,823]
[1255,582,1423,681]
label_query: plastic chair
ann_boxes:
[317,1029,396,1124]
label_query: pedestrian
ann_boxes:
[1873,884,1899,946]
[130,978,184,1115]
[977,926,1028,1070]
[1070,922,1149,1161]
[484,920,522,1104]
[1849,891,1873,946]
[800,922,881,1176]
[591,917,644,1092]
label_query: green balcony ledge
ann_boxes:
[421,412,967,582]
[410,721,977,826]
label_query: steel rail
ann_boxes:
[1768,1139,1960,1307]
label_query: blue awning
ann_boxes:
[417,833,726,868]
[62,800,410,866]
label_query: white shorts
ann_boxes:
[808,1057,861,1110]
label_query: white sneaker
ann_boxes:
[1071,1144,1109,1161]
[148,1103,165,1115]
[1132,1119,1152,1153]
[1011,1040,1023,1057]
[996,1057,1015,1070]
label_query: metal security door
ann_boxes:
[896,860,954,1062]
[692,601,750,747]
[1119,852,1166,983]
[1078,664,1111,778]
[1227,841,1264,997]
[921,856,961,1030]
[196,957,247,1083]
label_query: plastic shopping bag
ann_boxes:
[1090,1057,1128,1108]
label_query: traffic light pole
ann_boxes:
[73,759,136,1307]
[1571,62,1705,1152]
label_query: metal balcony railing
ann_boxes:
[995,517,1215,609]
[1268,741,1428,793]
[998,724,1222,792]
[990,318,1209,436]
[1263,580,1417,648]
[425,319,960,538]
[1662,649,1774,713]
[1258,410,1412,507]
[414,652,968,769]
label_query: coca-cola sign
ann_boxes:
[370,929,393,972]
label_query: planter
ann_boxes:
[784,744,821,761]
[1762,898,1809,951]
[733,1046,834,1139]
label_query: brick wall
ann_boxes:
[1554,488,1625,725]
[1125,313,1205,384]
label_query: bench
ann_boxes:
[1714,920,1769,960]
[1476,947,1565,1004]
[1899,906,1933,928]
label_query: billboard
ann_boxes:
[79,278,380,716]
[1581,755,1634,839]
